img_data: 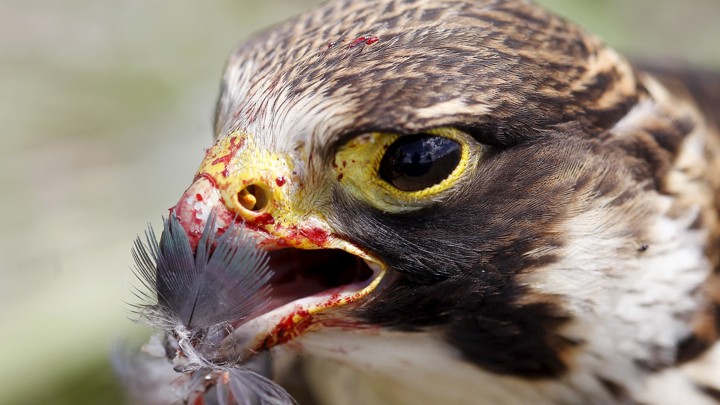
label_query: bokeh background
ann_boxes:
[1,0,718,403]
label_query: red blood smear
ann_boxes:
[195,193,203,202]
[299,227,329,245]
[347,37,366,48]
[254,213,275,226]
[264,308,313,347]
[211,136,244,177]
[348,36,379,48]
[318,293,342,308]
[337,173,344,181]
[282,225,330,246]
[192,173,218,189]
[275,176,286,187]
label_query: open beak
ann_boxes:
[169,133,386,359]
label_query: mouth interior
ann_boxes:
[265,248,375,312]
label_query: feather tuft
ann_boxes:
[131,214,272,332]
[119,214,295,404]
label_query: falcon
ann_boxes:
[147,0,720,403]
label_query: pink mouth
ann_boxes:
[264,248,375,315]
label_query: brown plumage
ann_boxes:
[133,0,720,403]
[215,0,640,142]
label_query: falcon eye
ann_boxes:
[379,135,462,192]
[332,127,475,213]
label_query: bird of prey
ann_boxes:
[151,0,720,403]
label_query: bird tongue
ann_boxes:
[170,175,234,251]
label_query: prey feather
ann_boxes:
[118,214,296,405]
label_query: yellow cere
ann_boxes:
[193,132,347,253]
[333,127,477,213]
[196,133,298,219]
[193,132,348,252]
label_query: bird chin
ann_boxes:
[219,251,386,363]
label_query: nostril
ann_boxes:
[237,184,269,212]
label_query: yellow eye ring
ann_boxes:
[333,127,477,213]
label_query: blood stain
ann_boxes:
[321,292,342,308]
[254,213,275,226]
[300,227,329,245]
[211,136,244,177]
[193,173,218,189]
[270,308,313,346]
[275,176,287,187]
[347,35,379,48]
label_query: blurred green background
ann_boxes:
[0,0,717,403]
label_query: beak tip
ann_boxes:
[171,177,232,250]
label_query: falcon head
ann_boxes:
[168,0,720,402]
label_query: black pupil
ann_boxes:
[379,134,462,192]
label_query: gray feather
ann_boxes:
[132,214,272,331]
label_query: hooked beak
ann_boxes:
[169,133,386,359]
